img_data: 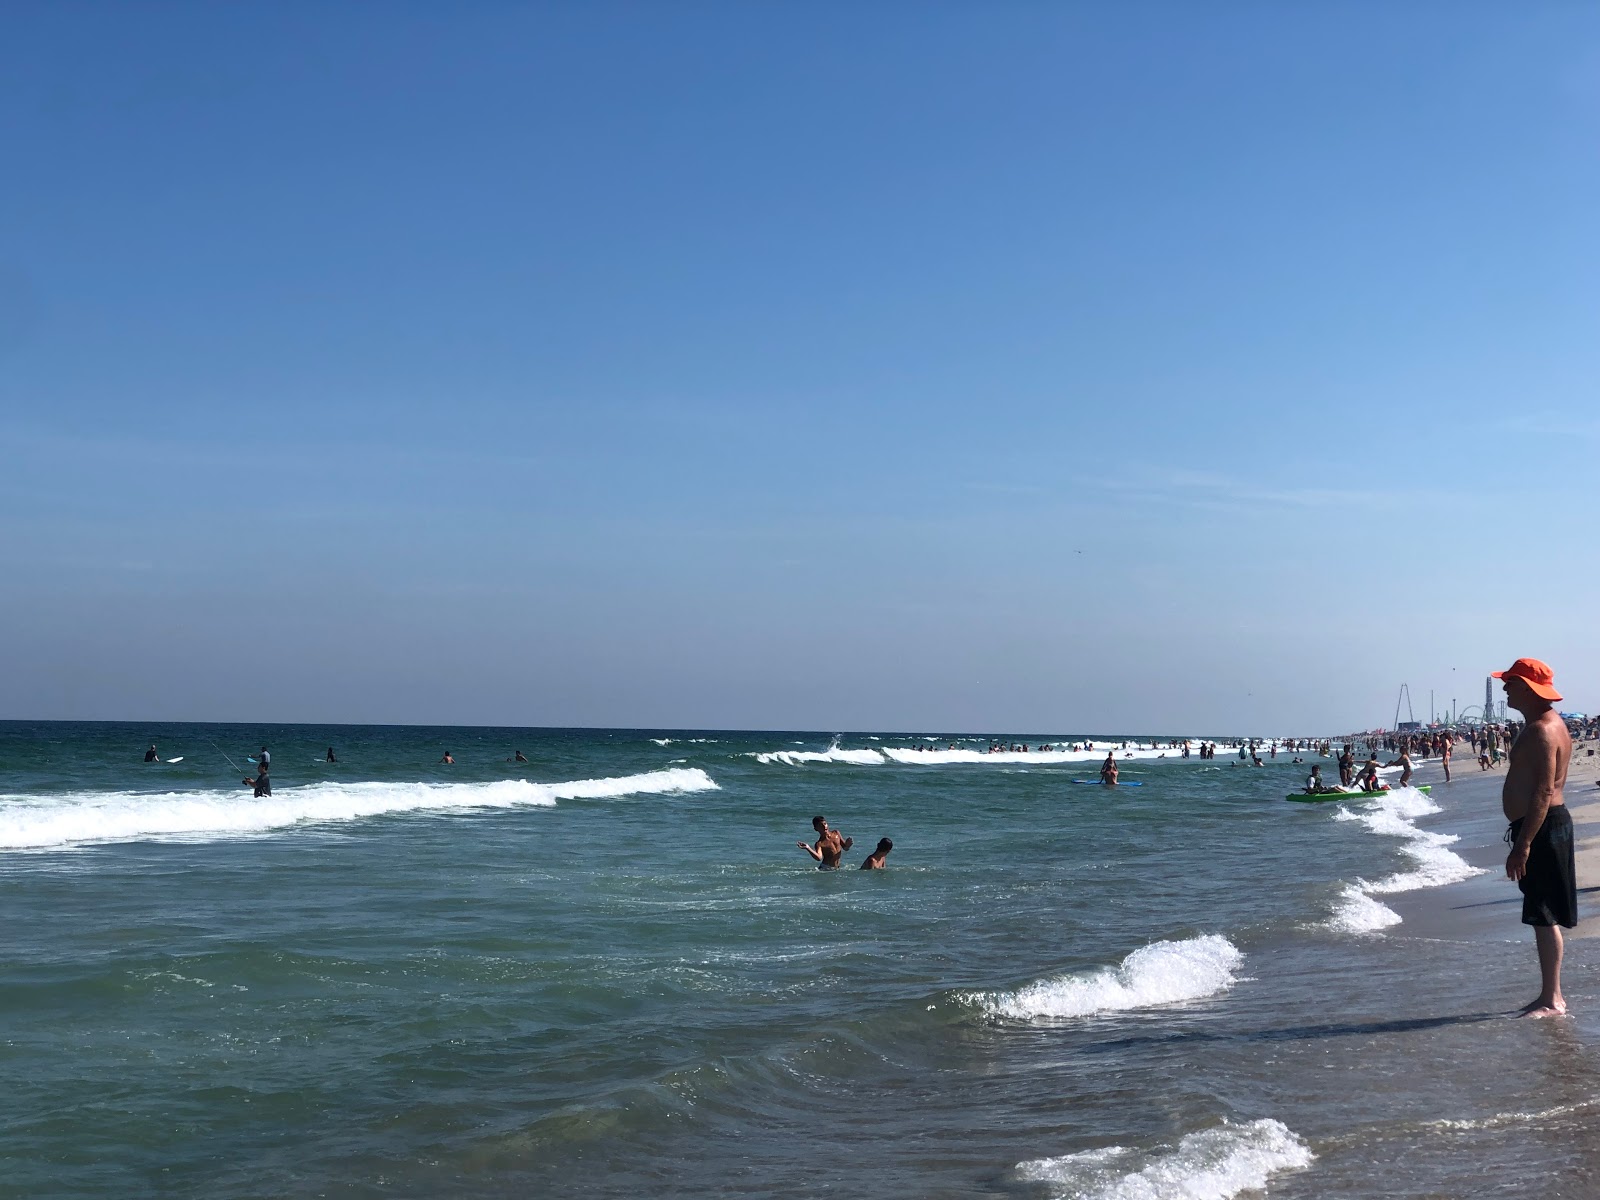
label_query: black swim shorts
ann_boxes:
[1508,806,1577,928]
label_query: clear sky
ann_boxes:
[2,3,1597,733]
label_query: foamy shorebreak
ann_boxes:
[1016,1118,1314,1199]
[965,935,1244,1020]
[1321,786,1483,933]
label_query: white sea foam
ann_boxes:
[966,935,1242,1019]
[1015,1118,1313,1199]
[754,740,1194,767]
[1321,786,1481,932]
[0,768,718,851]
[752,747,888,766]
[1324,884,1402,933]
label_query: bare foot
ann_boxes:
[1521,1004,1567,1018]
[1516,1000,1567,1018]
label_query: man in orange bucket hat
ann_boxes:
[1493,658,1574,1016]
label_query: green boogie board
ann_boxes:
[1285,785,1431,803]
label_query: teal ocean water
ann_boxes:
[4,722,1598,1199]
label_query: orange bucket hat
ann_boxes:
[1490,658,1563,702]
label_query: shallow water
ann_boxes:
[2,722,1594,1198]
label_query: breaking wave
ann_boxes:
[1015,1118,1313,1199]
[962,935,1243,1020]
[0,768,719,851]
[1322,786,1482,933]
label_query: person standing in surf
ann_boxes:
[798,816,852,869]
[242,760,271,798]
[1495,658,1575,1018]
[144,744,159,763]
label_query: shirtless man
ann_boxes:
[797,816,853,869]
[1385,748,1414,787]
[1494,658,1575,1017]
[1099,753,1119,785]
[860,838,893,869]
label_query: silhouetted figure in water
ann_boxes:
[242,762,271,797]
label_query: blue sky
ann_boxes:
[2,3,1597,732]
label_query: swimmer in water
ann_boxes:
[797,816,853,869]
[860,838,893,869]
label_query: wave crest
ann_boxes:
[1016,1118,1313,1199]
[964,935,1242,1019]
[0,767,719,851]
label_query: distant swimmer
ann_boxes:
[144,744,159,763]
[440,751,455,765]
[258,746,271,771]
[861,838,893,870]
[1100,753,1119,785]
[798,816,853,869]
[514,750,528,763]
[326,747,337,763]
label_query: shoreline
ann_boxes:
[1389,734,1600,941]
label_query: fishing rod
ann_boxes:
[209,739,244,773]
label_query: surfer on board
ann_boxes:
[1100,753,1119,786]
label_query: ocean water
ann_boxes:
[3,722,1597,1199]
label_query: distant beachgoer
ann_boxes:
[861,838,893,870]
[1387,749,1414,787]
[326,747,337,763]
[259,747,270,770]
[1250,753,1264,767]
[514,750,528,763]
[798,816,853,869]
[1494,658,1575,1018]
[440,751,455,765]
[144,745,159,763]
[1441,734,1453,783]
[1100,753,1119,785]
